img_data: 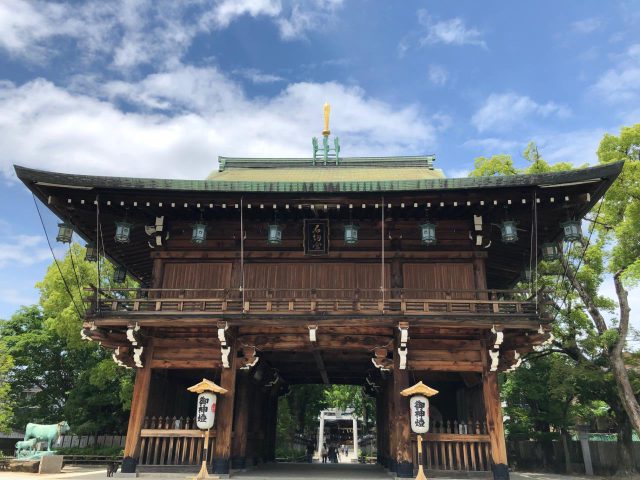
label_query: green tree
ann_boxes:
[0,244,134,433]
[0,347,13,433]
[471,133,640,474]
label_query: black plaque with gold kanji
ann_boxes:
[304,219,329,255]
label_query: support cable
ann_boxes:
[241,196,245,309]
[67,243,86,316]
[32,193,85,320]
[381,196,385,312]
[96,195,100,307]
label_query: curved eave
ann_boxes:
[14,161,624,194]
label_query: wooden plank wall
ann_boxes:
[244,263,390,299]
[162,263,232,295]
[403,263,476,299]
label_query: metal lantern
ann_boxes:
[85,242,98,262]
[500,220,518,243]
[56,222,73,243]
[542,242,560,261]
[113,265,127,284]
[114,221,132,244]
[523,266,532,282]
[419,222,437,246]
[344,224,359,245]
[561,219,582,242]
[267,223,283,245]
[191,222,207,245]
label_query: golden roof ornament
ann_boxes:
[400,381,439,397]
[187,378,227,395]
[322,102,331,137]
[312,102,340,165]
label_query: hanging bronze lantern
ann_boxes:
[114,221,132,244]
[542,242,560,261]
[113,265,127,284]
[56,222,73,244]
[85,242,98,262]
[267,223,282,245]
[344,223,359,245]
[419,222,437,246]
[561,219,582,242]
[191,222,207,245]
[500,220,518,243]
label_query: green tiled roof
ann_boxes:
[14,161,623,194]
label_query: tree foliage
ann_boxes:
[471,129,640,473]
[0,244,134,434]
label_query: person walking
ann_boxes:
[306,442,314,463]
[321,443,328,464]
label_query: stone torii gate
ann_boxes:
[316,408,359,461]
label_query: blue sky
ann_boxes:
[0,0,639,322]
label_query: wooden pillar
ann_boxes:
[483,370,509,480]
[376,386,384,466]
[393,338,413,478]
[387,374,396,473]
[150,258,165,289]
[231,372,252,470]
[267,390,279,462]
[122,338,155,473]
[212,338,238,475]
[248,384,265,466]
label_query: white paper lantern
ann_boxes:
[195,392,217,430]
[409,394,429,434]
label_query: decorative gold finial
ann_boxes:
[322,102,331,137]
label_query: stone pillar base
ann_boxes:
[492,463,510,480]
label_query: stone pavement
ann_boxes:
[0,464,609,479]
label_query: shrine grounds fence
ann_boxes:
[508,439,640,475]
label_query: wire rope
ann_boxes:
[32,193,85,320]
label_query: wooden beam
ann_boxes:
[212,337,238,475]
[149,359,222,369]
[482,340,509,480]
[231,373,252,469]
[92,315,545,330]
[239,333,393,351]
[122,338,154,473]
[393,334,413,478]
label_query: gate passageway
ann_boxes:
[234,463,389,479]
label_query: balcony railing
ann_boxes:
[84,287,542,318]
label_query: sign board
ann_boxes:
[304,219,329,255]
[196,392,217,430]
[409,394,429,434]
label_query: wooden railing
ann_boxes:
[85,287,541,318]
[139,416,213,466]
[414,420,490,472]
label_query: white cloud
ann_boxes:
[206,0,281,29]
[277,0,344,40]
[0,234,51,268]
[463,137,521,154]
[0,0,346,68]
[571,18,602,35]
[234,68,285,84]
[471,93,570,133]
[537,128,606,166]
[445,168,470,178]
[0,67,441,181]
[427,64,448,86]
[591,43,640,104]
[418,9,485,48]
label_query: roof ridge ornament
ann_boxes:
[312,102,340,166]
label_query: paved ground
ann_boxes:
[0,464,611,479]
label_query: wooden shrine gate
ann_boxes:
[17,130,621,480]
